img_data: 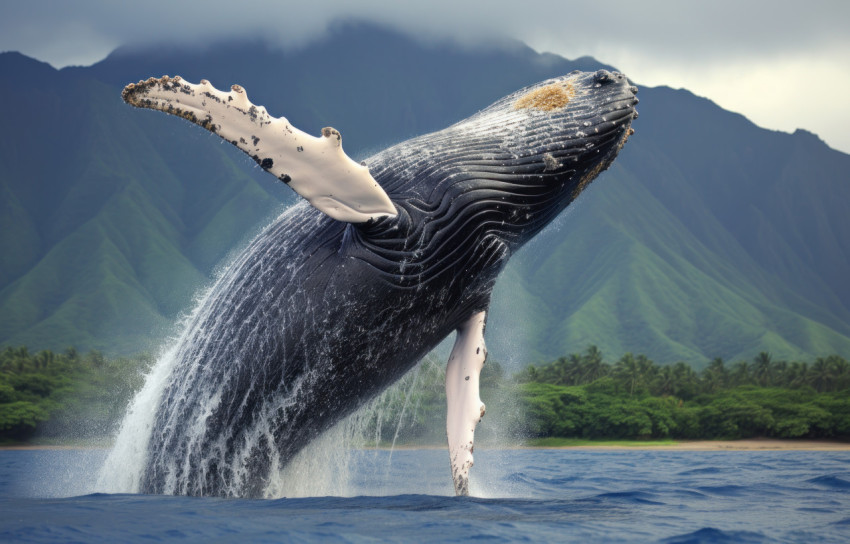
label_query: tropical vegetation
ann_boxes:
[2,344,849,445]
[515,347,850,441]
[0,346,152,442]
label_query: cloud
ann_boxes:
[2,0,849,152]
[4,1,848,66]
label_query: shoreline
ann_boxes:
[2,439,849,452]
[537,439,850,451]
[0,444,111,451]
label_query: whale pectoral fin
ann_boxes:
[122,76,397,223]
[445,311,487,496]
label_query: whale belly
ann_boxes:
[139,206,481,497]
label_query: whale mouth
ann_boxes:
[581,69,639,137]
[559,71,637,197]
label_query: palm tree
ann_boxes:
[580,345,609,384]
[753,352,773,387]
[548,353,584,385]
[549,356,569,385]
[524,365,540,383]
[828,355,850,391]
[34,350,54,370]
[787,361,809,388]
[636,354,656,382]
[653,365,676,396]
[702,357,727,393]
[771,360,788,386]
[730,361,753,386]
[564,353,583,385]
[614,353,640,395]
[808,357,834,393]
[672,362,698,399]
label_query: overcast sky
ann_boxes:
[2,1,849,154]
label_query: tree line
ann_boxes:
[517,347,850,396]
[2,344,849,444]
[0,346,152,441]
[516,347,850,441]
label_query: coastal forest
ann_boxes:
[2,345,849,444]
[0,347,152,442]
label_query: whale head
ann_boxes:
[509,70,638,199]
[365,70,638,256]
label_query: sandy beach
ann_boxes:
[0,443,111,451]
[545,439,850,451]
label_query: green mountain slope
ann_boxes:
[490,85,850,365]
[0,54,292,353]
[0,23,848,366]
[490,156,850,365]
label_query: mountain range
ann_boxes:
[1,22,848,366]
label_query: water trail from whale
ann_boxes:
[98,346,439,497]
[95,203,444,498]
[96,275,226,494]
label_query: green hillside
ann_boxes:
[490,158,850,365]
[491,87,850,365]
[0,24,848,366]
[0,54,292,353]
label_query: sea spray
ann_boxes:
[264,355,441,497]
[98,318,448,498]
[256,352,527,498]
[96,346,179,493]
[98,299,523,498]
[95,279,225,493]
[95,207,294,494]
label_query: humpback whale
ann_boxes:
[121,69,638,497]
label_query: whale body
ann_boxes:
[120,70,638,497]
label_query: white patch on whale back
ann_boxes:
[445,311,487,496]
[123,76,396,223]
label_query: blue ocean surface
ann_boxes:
[1,448,849,543]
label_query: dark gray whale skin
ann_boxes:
[139,70,638,497]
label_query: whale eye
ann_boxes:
[514,83,574,111]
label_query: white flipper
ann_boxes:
[445,311,487,496]
[122,76,396,223]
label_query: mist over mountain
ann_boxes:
[1,23,848,366]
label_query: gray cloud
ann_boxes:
[3,1,848,67]
[2,0,849,151]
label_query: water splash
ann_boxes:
[96,280,223,494]
[265,355,446,497]
[97,305,450,498]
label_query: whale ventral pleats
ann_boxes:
[514,82,575,111]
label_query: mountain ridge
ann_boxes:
[0,23,848,366]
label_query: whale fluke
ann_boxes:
[122,76,397,223]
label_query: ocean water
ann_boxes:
[1,448,849,543]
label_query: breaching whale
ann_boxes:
[121,70,638,497]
